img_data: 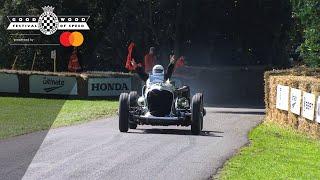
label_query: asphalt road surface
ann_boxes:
[1,107,264,180]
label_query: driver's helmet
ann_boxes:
[152,65,164,75]
[149,65,164,83]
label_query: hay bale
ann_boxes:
[309,123,320,138]
[297,117,310,133]
[288,113,298,128]
[264,68,320,138]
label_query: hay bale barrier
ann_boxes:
[265,68,320,138]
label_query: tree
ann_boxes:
[291,0,320,67]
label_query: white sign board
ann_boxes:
[88,78,131,97]
[302,92,316,121]
[316,97,320,123]
[276,85,289,111]
[51,50,56,59]
[0,73,19,93]
[290,88,302,115]
[29,75,77,95]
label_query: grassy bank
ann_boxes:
[0,97,118,139]
[219,122,320,179]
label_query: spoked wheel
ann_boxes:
[119,93,129,132]
[191,93,204,135]
[128,91,138,129]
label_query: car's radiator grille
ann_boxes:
[147,89,173,117]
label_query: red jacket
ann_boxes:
[144,54,156,73]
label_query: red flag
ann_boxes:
[175,56,185,68]
[125,42,136,71]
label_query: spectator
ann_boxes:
[68,48,81,72]
[144,47,157,73]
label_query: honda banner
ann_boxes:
[88,78,131,97]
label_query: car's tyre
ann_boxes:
[128,91,138,129]
[191,93,203,135]
[199,94,204,131]
[119,93,129,132]
[129,91,138,107]
[129,123,137,129]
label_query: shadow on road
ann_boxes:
[211,110,265,115]
[205,104,265,109]
[129,128,224,137]
[0,97,66,180]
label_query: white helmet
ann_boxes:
[149,65,164,83]
[152,65,164,75]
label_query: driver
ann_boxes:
[132,55,190,100]
[132,55,178,83]
[147,65,165,85]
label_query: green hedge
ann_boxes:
[291,0,320,67]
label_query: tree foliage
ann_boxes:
[0,0,180,71]
[0,0,316,71]
[291,0,320,67]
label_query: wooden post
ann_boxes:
[12,56,18,70]
[31,52,37,71]
[54,57,56,72]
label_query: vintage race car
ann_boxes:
[118,78,206,135]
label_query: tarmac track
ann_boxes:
[0,107,264,180]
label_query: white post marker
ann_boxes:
[51,50,57,72]
[316,97,320,123]
[302,92,316,121]
[290,88,302,115]
[276,85,289,111]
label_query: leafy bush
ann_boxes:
[291,0,320,67]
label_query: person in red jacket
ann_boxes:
[68,48,81,72]
[144,47,157,73]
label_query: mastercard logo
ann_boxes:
[60,31,84,47]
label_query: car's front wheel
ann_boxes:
[128,91,138,129]
[191,93,203,135]
[119,93,129,132]
[129,123,137,129]
[129,91,138,107]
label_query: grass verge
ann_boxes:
[219,122,320,179]
[0,97,118,139]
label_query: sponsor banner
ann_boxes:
[317,97,320,123]
[29,75,77,95]
[302,92,316,121]
[276,85,289,111]
[0,73,19,93]
[88,78,131,97]
[290,88,302,115]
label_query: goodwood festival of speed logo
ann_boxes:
[7,5,90,36]
[38,6,59,35]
